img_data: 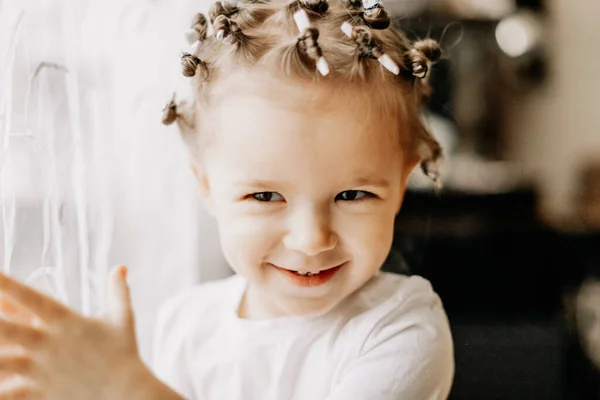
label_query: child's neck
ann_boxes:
[237,285,286,320]
[237,283,345,320]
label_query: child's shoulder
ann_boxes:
[352,272,440,314]
[343,272,450,353]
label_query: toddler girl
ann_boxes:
[0,0,453,398]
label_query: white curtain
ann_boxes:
[0,0,231,362]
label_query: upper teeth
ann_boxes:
[297,271,319,276]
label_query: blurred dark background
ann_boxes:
[381,0,600,398]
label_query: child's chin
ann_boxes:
[278,294,343,318]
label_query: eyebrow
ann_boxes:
[234,178,390,189]
[234,180,281,190]
[352,177,391,188]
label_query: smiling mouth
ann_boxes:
[271,263,346,287]
[283,264,343,275]
[292,270,325,276]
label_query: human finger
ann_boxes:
[0,376,40,400]
[0,350,36,378]
[105,266,135,331]
[0,319,46,349]
[0,274,71,323]
[0,296,36,326]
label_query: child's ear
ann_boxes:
[190,162,215,215]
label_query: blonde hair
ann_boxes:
[163,0,443,182]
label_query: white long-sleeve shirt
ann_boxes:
[152,272,454,400]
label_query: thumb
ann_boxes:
[105,265,135,332]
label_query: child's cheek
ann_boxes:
[337,210,395,269]
[217,211,282,274]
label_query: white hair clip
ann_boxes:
[360,0,390,29]
[377,54,399,75]
[341,21,353,38]
[184,14,209,56]
[186,38,202,59]
[340,22,399,75]
[362,0,380,10]
[293,9,330,76]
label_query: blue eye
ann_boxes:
[336,190,374,201]
[251,192,284,202]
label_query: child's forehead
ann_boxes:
[211,88,401,145]
[207,92,404,171]
[198,70,410,164]
[207,106,405,188]
[207,68,406,118]
[202,76,404,133]
[200,74,409,186]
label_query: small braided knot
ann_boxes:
[213,12,242,42]
[343,0,362,9]
[180,53,209,79]
[349,26,384,59]
[409,49,428,78]
[414,38,442,63]
[362,3,389,30]
[191,13,209,41]
[181,54,200,77]
[409,39,441,79]
[298,0,329,15]
[161,96,177,125]
[209,1,237,23]
[298,27,323,61]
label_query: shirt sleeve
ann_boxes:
[151,293,195,399]
[326,278,455,400]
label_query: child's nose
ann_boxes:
[283,209,338,256]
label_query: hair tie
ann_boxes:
[181,13,210,78]
[361,0,390,30]
[409,39,441,79]
[213,14,242,43]
[408,39,442,79]
[209,1,243,44]
[293,9,330,76]
[341,22,399,75]
[298,0,329,15]
[409,49,428,79]
[209,1,237,23]
[181,40,209,78]
[342,0,363,10]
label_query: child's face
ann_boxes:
[198,82,414,318]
